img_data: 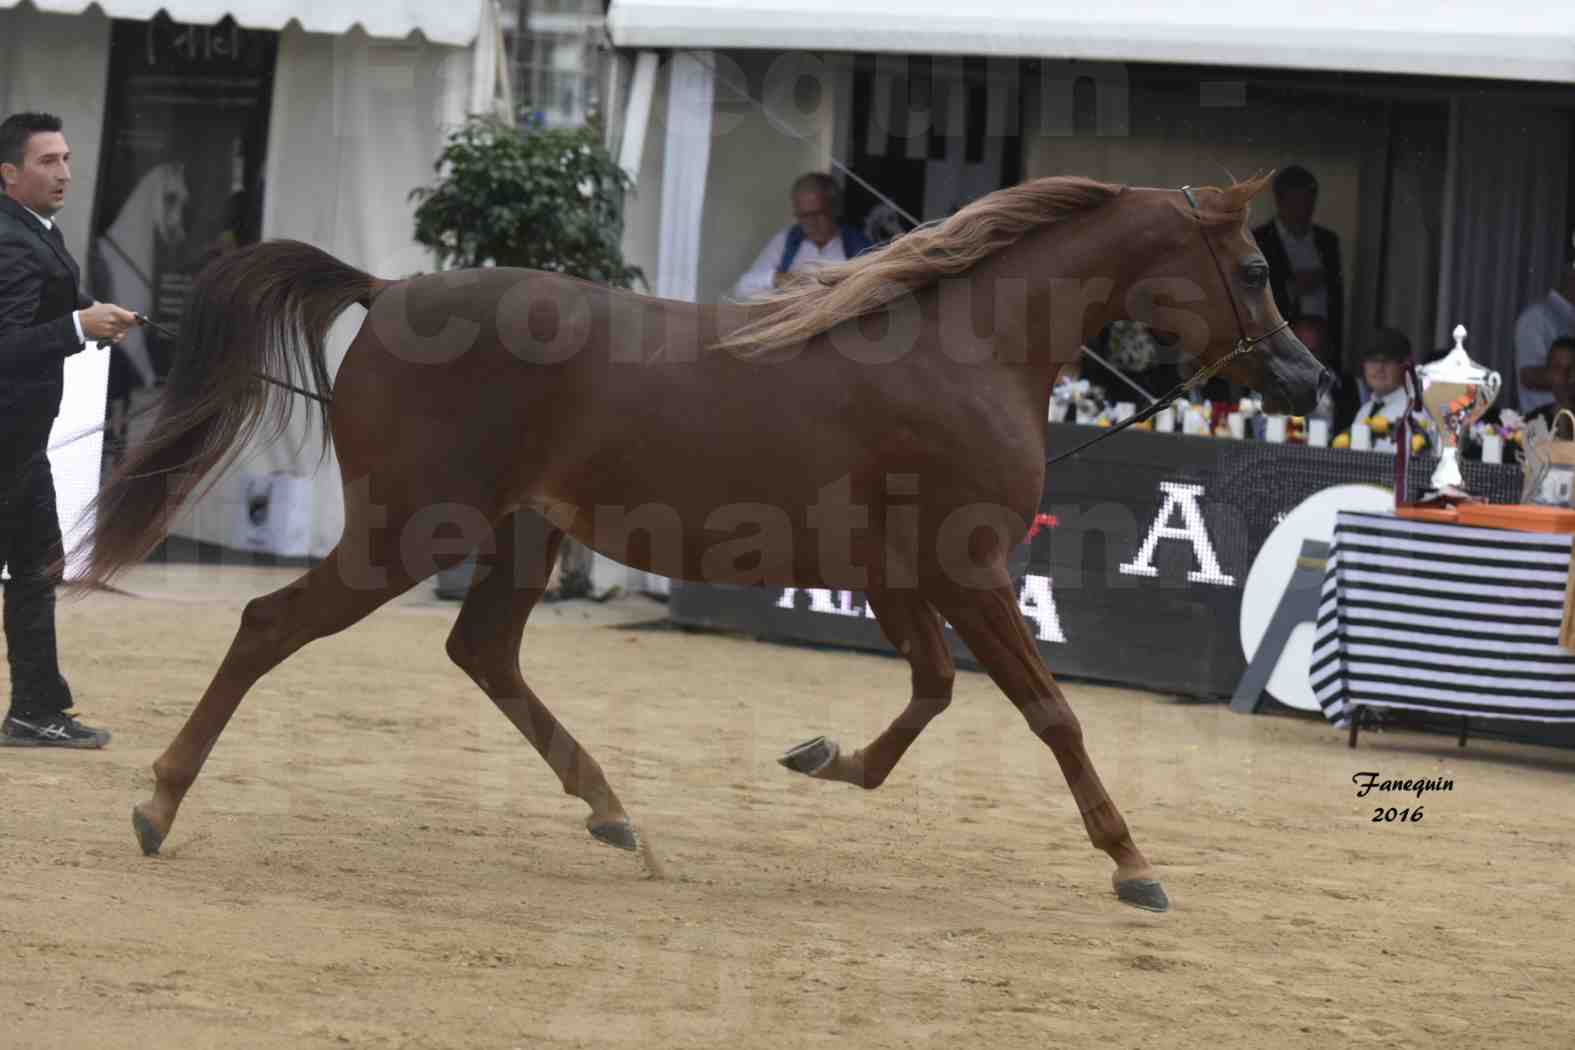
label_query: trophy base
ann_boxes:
[1415,485,1479,506]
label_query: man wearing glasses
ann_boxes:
[731,172,871,301]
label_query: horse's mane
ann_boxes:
[713,173,1270,358]
[714,176,1122,357]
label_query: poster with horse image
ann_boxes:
[90,14,276,465]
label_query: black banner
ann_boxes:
[91,14,277,460]
[670,425,1524,699]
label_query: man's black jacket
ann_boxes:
[0,192,91,437]
[1251,218,1345,355]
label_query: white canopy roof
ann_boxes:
[5,0,483,46]
[607,0,1575,84]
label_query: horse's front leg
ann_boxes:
[925,581,1167,912]
[780,586,954,789]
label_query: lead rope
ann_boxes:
[51,316,331,454]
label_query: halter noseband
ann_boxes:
[1044,186,1291,466]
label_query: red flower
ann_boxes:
[1025,513,1059,541]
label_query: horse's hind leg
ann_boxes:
[444,511,635,849]
[780,586,954,789]
[132,543,425,855]
[926,582,1168,913]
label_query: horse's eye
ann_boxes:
[1243,265,1269,289]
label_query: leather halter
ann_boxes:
[1044,187,1291,466]
[1178,185,1292,378]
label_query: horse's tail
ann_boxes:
[71,240,378,589]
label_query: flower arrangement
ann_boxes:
[1331,407,1431,453]
[1471,410,1526,453]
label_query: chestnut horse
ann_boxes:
[75,175,1327,912]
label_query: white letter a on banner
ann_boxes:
[1118,482,1234,585]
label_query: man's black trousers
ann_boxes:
[0,418,73,718]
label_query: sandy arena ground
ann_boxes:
[2,564,1573,1049]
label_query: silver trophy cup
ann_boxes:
[1409,324,1502,501]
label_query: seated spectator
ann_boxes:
[1351,328,1416,430]
[1523,336,1575,430]
[1512,233,1575,415]
[731,172,871,301]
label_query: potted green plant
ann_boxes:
[413,113,643,600]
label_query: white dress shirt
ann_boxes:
[1353,385,1411,428]
[1275,218,1328,320]
[19,202,86,346]
[1352,385,1417,452]
[731,226,849,301]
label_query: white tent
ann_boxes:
[1,0,505,562]
[10,0,480,44]
[608,0,1575,84]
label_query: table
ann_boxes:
[1312,511,1575,734]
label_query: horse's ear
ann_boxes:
[1223,172,1275,212]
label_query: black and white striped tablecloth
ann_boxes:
[1312,511,1575,725]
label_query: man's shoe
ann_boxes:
[0,711,111,749]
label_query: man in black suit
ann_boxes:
[1,111,136,748]
[1252,165,1345,362]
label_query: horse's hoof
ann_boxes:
[588,819,639,852]
[1115,878,1169,913]
[779,735,838,776]
[132,805,164,857]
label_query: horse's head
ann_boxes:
[1129,177,1330,415]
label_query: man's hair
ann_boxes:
[1273,165,1318,196]
[1550,335,1575,359]
[0,112,63,172]
[791,171,841,218]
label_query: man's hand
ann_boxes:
[80,302,138,343]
